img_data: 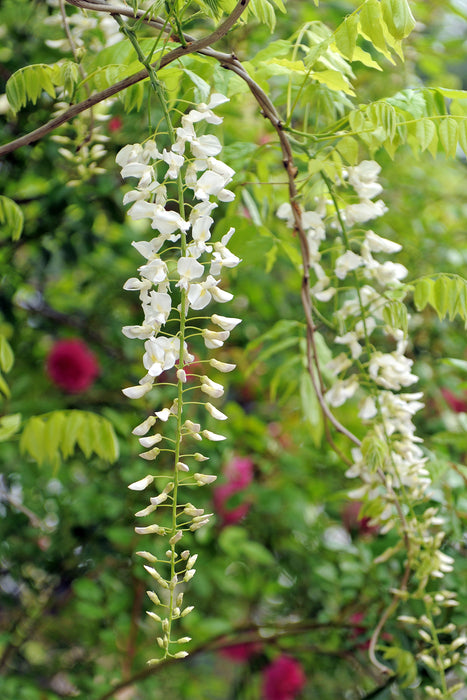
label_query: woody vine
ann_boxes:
[1,0,467,698]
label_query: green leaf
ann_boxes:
[413,277,434,312]
[183,68,211,103]
[334,14,359,61]
[382,300,408,335]
[0,196,24,241]
[415,118,437,153]
[359,0,393,61]
[336,136,359,165]
[249,0,277,31]
[20,411,119,468]
[0,372,10,399]
[311,69,355,96]
[0,336,14,374]
[6,64,56,112]
[381,0,416,40]
[0,414,21,442]
[20,417,46,466]
[439,117,458,158]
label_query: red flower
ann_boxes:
[108,116,123,133]
[441,388,467,413]
[213,456,254,526]
[262,655,306,700]
[342,501,379,537]
[46,339,99,393]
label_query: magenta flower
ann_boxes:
[213,456,254,526]
[262,655,306,700]
[46,339,99,393]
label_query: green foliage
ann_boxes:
[19,411,120,469]
[413,275,467,325]
[6,64,57,112]
[0,196,23,241]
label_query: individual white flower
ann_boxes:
[335,250,365,280]
[364,230,402,254]
[201,328,230,349]
[176,257,204,290]
[138,258,169,285]
[343,200,388,226]
[150,205,190,236]
[183,93,229,125]
[162,148,184,179]
[326,376,359,407]
[188,276,233,310]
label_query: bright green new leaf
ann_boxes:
[358,0,393,61]
[0,414,21,443]
[6,64,56,113]
[0,196,24,241]
[381,0,416,40]
[311,69,355,96]
[334,14,359,61]
[439,117,459,158]
[416,118,437,152]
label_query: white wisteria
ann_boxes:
[119,94,240,661]
[277,161,461,676]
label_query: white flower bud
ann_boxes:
[200,376,224,398]
[146,590,161,605]
[194,473,217,486]
[205,402,228,420]
[122,382,153,399]
[138,433,163,448]
[211,314,241,331]
[139,447,161,461]
[128,474,154,491]
[209,358,236,373]
[176,461,190,472]
[135,524,165,535]
[194,452,209,461]
[201,429,226,441]
[184,569,196,582]
[132,416,157,436]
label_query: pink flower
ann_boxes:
[262,655,306,700]
[213,456,254,526]
[46,339,99,393]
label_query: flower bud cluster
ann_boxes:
[119,94,240,660]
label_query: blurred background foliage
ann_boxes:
[1,0,467,698]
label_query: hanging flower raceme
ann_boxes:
[119,94,240,662]
[277,160,461,675]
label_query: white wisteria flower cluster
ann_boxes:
[278,160,457,609]
[118,94,240,661]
